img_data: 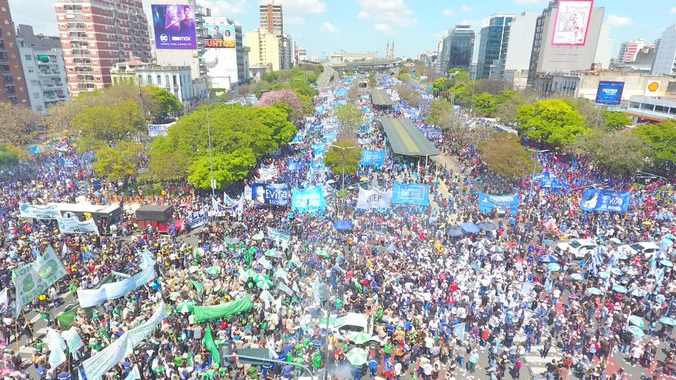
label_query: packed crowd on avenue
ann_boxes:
[0,74,673,380]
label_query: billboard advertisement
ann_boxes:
[551,0,594,46]
[151,4,197,50]
[595,81,624,105]
[202,23,236,48]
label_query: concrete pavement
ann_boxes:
[318,66,335,89]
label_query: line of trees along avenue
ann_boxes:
[428,70,675,177]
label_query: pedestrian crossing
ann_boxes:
[514,331,563,376]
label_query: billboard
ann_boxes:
[645,80,661,96]
[151,4,197,50]
[551,0,594,46]
[595,81,624,105]
[202,23,236,48]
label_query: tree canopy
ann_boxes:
[633,120,676,166]
[257,89,305,125]
[149,104,296,189]
[0,103,37,145]
[92,141,143,181]
[324,141,362,178]
[335,104,364,139]
[426,99,459,131]
[516,99,588,147]
[572,130,651,175]
[478,132,540,179]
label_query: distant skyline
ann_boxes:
[8,0,676,59]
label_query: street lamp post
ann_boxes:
[206,94,216,201]
[330,144,356,189]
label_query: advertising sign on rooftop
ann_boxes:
[551,0,594,46]
[151,4,197,50]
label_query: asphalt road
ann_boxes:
[318,66,335,89]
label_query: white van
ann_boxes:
[304,312,375,342]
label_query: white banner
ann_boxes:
[77,251,155,308]
[356,187,392,210]
[257,165,278,182]
[0,289,7,314]
[19,203,62,219]
[125,365,141,380]
[13,246,68,315]
[83,302,167,380]
[44,328,67,368]
[61,328,84,359]
[57,217,100,235]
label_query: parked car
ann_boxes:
[556,239,598,260]
[619,241,660,258]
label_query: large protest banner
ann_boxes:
[291,187,326,212]
[13,245,68,315]
[360,150,387,166]
[57,217,100,235]
[580,189,631,213]
[356,187,392,210]
[267,227,291,245]
[83,302,167,380]
[77,251,156,308]
[265,183,290,206]
[391,183,430,206]
[19,203,62,219]
[192,295,253,323]
[478,193,519,216]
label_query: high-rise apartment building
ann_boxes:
[476,14,514,80]
[652,25,676,76]
[0,0,30,105]
[260,0,283,36]
[503,12,539,75]
[527,1,608,87]
[618,39,653,64]
[438,25,475,74]
[17,25,69,113]
[245,28,281,72]
[54,0,151,96]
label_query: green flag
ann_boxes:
[192,281,205,298]
[203,324,221,366]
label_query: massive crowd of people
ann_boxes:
[0,75,673,380]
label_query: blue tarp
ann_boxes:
[333,220,354,231]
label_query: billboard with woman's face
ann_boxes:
[202,23,236,48]
[152,4,197,50]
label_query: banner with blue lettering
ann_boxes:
[391,183,430,206]
[186,210,209,228]
[360,150,386,166]
[291,187,326,212]
[478,194,519,216]
[264,183,290,206]
[533,172,569,191]
[580,190,631,213]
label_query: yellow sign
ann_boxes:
[646,80,661,95]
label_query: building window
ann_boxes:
[156,74,161,85]
[3,20,8,25]
[25,54,31,61]
[33,92,40,98]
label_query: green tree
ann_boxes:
[0,103,37,145]
[92,141,142,180]
[335,104,364,136]
[602,110,632,131]
[478,132,540,179]
[432,78,452,93]
[516,99,588,147]
[633,120,676,165]
[573,98,606,129]
[394,84,422,107]
[0,144,19,166]
[187,149,257,189]
[368,72,377,87]
[495,90,534,125]
[572,130,651,174]
[473,92,497,117]
[448,68,469,83]
[426,99,459,130]
[145,150,188,182]
[397,73,411,82]
[148,86,183,117]
[70,99,147,148]
[324,141,362,178]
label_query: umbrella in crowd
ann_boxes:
[628,315,646,329]
[346,348,368,366]
[660,317,676,326]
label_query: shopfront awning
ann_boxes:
[380,117,440,157]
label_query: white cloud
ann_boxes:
[356,0,417,34]
[670,7,676,15]
[461,5,472,12]
[286,16,305,25]
[606,14,634,27]
[281,0,326,14]
[442,9,454,17]
[320,21,340,34]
